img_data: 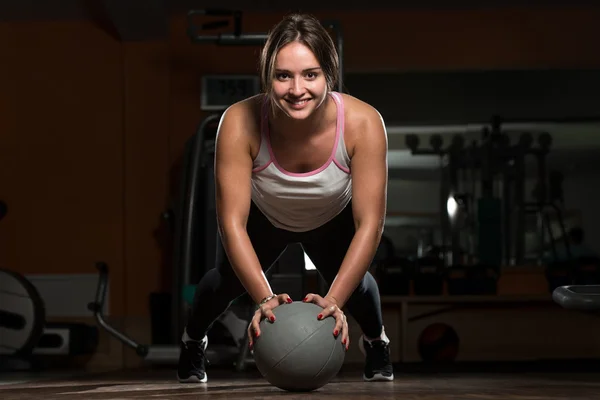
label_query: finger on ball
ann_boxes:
[253,323,261,337]
[334,325,342,337]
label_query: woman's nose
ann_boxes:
[289,78,304,96]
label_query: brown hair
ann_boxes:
[259,13,339,96]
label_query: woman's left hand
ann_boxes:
[303,293,349,351]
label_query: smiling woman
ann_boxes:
[259,13,339,114]
[177,13,394,387]
[268,44,329,121]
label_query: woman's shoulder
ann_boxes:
[224,93,265,121]
[219,94,266,137]
[336,92,386,152]
[217,94,265,154]
[337,92,383,127]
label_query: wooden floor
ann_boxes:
[2,363,600,400]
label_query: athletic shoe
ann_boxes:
[358,327,394,381]
[177,335,209,383]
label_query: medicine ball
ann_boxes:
[0,269,46,356]
[417,323,459,363]
[252,301,345,392]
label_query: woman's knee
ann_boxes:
[198,263,245,297]
[343,272,381,312]
[354,271,380,296]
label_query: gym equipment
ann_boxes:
[186,9,344,94]
[33,322,99,357]
[0,202,97,369]
[252,301,345,392]
[405,115,569,270]
[417,322,460,363]
[467,264,499,295]
[445,263,498,295]
[445,264,470,295]
[413,253,445,296]
[170,113,221,344]
[0,268,46,357]
[166,112,254,365]
[373,235,412,296]
[88,262,244,365]
[376,256,412,296]
[553,285,600,312]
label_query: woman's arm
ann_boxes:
[325,105,388,309]
[214,103,274,305]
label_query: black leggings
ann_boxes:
[186,201,384,340]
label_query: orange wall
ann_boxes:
[0,20,127,315]
[0,6,599,318]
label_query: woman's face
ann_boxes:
[270,41,329,120]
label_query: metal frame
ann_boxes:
[88,262,251,366]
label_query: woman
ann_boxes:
[178,13,393,384]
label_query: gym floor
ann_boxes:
[2,363,600,399]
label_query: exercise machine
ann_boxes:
[88,262,246,365]
[0,268,46,365]
[405,116,568,269]
[553,285,600,313]
[1,200,98,371]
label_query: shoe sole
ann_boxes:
[363,372,394,382]
[177,374,207,383]
[358,334,394,382]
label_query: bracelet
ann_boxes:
[258,294,277,306]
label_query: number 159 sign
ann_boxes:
[201,75,260,111]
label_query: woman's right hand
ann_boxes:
[248,293,293,350]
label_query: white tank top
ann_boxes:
[250,91,352,232]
